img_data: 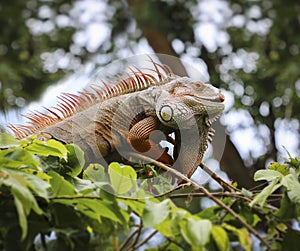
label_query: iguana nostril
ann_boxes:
[219,93,225,102]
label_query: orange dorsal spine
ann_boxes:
[8,60,174,139]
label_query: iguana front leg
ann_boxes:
[127,116,173,165]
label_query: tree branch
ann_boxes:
[130,230,158,250]
[129,152,274,251]
[199,162,240,192]
[118,228,140,251]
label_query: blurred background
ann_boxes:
[0,0,299,188]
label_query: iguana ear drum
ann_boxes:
[159,105,173,122]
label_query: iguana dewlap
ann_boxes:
[9,59,224,177]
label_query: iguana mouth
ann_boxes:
[181,93,225,105]
[199,92,225,103]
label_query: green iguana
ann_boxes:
[9,58,225,178]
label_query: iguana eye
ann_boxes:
[160,105,173,122]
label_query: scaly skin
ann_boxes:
[10,61,225,177]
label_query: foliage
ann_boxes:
[0,133,300,251]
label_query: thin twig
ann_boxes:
[40,233,48,251]
[170,191,244,199]
[129,152,274,251]
[128,219,143,249]
[154,183,189,198]
[130,230,158,250]
[170,192,278,211]
[199,162,240,192]
[249,181,268,191]
[118,228,140,251]
[164,237,184,249]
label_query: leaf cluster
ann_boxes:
[0,133,300,250]
[247,154,300,250]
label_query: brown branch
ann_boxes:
[118,228,140,251]
[199,162,240,192]
[164,237,184,249]
[130,230,158,250]
[154,183,189,198]
[249,181,269,191]
[128,220,143,249]
[170,191,245,200]
[129,152,274,251]
[169,192,278,211]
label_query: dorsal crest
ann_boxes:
[9,59,175,139]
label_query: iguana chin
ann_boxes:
[9,58,225,178]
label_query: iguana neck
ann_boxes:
[174,117,210,177]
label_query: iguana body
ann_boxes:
[9,59,224,177]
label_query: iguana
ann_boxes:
[8,58,225,178]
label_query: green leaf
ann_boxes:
[20,171,50,200]
[65,144,85,177]
[241,188,253,198]
[180,218,212,248]
[282,229,300,251]
[275,193,297,220]
[0,149,39,169]
[145,241,182,251]
[53,197,128,224]
[13,194,28,240]
[253,169,283,182]
[48,170,76,196]
[0,133,21,148]
[286,156,300,170]
[118,198,145,216]
[0,169,44,216]
[223,224,252,251]
[268,162,289,175]
[108,162,137,194]
[250,179,282,207]
[156,208,187,238]
[211,226,230,251]
[83,163,106,182]
[0,168,44,240]
[80,198,128,224]
[143,199,170,228]
[25,139,68,159]
[23,168,51,183]
[252,214,261,227]
[198,205,220,221]
[282,174,300,203]
[68,177,97,194]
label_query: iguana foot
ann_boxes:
[156,147,174,166]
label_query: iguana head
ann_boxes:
[156,77,225,128]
